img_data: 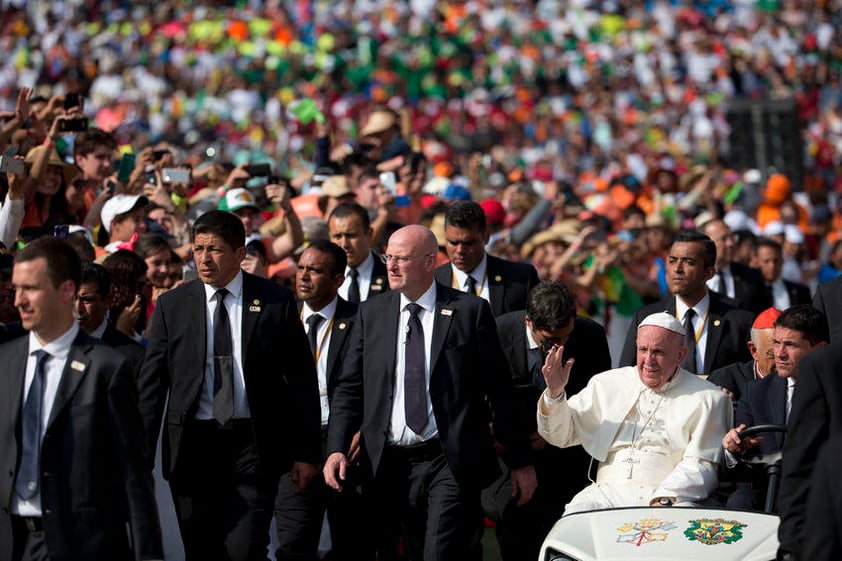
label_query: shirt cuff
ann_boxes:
[542,389,565,406]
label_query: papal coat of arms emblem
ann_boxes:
[616,518,677,546]
[684,518,747,545]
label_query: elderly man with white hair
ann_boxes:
[537,312,731,514]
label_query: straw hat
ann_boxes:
[25,145,78,186]
[359,109,397,137]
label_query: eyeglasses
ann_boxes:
[380,253,433,265]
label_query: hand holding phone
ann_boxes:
[117,153,136,184]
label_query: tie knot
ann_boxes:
[32,349,48,365]
[685,309,695,321]
[406,303,422,318]
[306,313,324,328]
[215,288,229,303]
[349,268,359,279]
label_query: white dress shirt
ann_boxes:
[13,323,80,516]
[389,283,439,446]
[339,251,374,302]
[301,297,338,427]
[707,266,735,299]
[675,292,711,373]
[197,271,250,420]
[450,253,489,301]
[769,278,792,310]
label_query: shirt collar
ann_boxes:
[451,253,488,289]
[400,282,437,314]
[204,270,244,302]
[29,322,79,360]
[349,251,375,277]
[525,322,540,350]
[90,318,109,340]
[302,296,339,322]
[675,291,710,321]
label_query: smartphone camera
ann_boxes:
[144,165,157,186]
[58,117,89,133]
[0,156,24,175]
[63,93,81,110]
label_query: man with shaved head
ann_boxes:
[325,225,521,561]
[539,312,731,514]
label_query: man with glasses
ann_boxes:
[700,218,770,314]
[324,225,522,561]
[490,282,611,561]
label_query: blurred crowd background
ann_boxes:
[2,0,842,362]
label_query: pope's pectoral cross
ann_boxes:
[622,452,640,479]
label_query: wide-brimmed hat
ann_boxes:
[25,145,78,186]
[359,109,397,137]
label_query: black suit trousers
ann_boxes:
[274,438,368,561]
[369,444,483,561]
[170,420,275,561]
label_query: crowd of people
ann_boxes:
[2,1,842,561]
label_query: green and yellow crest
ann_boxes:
[684,518,747,545]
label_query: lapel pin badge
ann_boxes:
[441,309,453,316]
[338,322,347,330]
[249,306,261,312]
[71,360,85,372]
[375,278,383,284]
[494,275,502,282]
[714,319,721,327]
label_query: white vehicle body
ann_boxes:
[539,506,779,561]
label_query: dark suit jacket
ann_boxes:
[435,255,540,317]
[778,343,842,555]
[735,373,788,454]
[730,262,771,314]
[782,279,812,308]
[495,312,610,444]
[326,284,520,489]
[365,252,389,300]
[298,297,358,402]
[708,360,756,403]
[494,312,610,503]
[139,274,323,482]
[100,323,145,377]
[0,321,24,344]
[813,276,842,343]
[0,331,162,561]
[619,291,753,374]
[804,435,842,561]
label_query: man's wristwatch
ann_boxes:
[651,496,675,507]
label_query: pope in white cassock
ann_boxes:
[537,311,731,514]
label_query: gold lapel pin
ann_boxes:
[494,275,502,282]
[71,360,85,372]
[338,322,347,330]
[714,319,721,327]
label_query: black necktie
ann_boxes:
[16,350,49,500]
[306,313,324,359]
[465,274,477,295]
[213,288,234,425]
[529,346,547,391]
[682,309,698,373]
[347,268,360,304]
[404,303,428,434]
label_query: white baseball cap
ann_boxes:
[100,194,148,233]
